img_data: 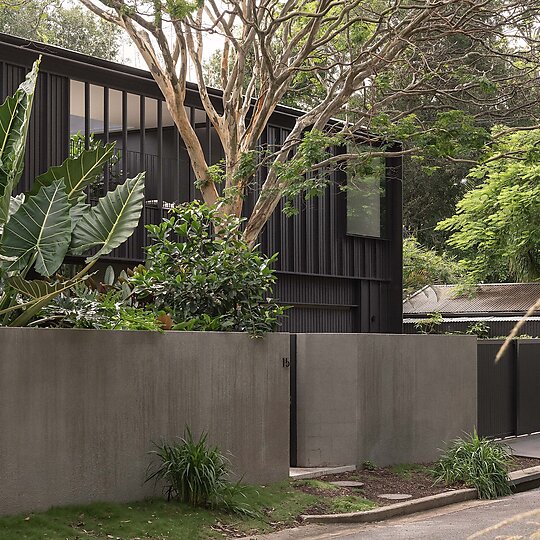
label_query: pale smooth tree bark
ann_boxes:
[79,0,540,244]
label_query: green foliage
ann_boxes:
[165,0,201,20]
[433,431,513,499]
[274,129,343,216]
[466,321,490,338]
[34,284,161,331]
[438,129,540,282]
[414,311,443,334]
[403,237,463,298]
[0,62,145,326]
[0,482,322,539]
[330,496,377,513]
[0,0,121,60]
[147,428,254,516]
[0,59,38,225]
[361,460,377,471]
[390,464,429,479]
[130,201,285,335]
[70,172,146,262]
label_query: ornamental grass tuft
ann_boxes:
[146,428,255,516]
[432,431,513,499]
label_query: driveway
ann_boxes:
[249,488,540,540]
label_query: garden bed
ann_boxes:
[3,458,539,540]
[297,456,540,510]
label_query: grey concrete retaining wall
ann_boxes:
[295,334,477,468]
[0,328,290,516]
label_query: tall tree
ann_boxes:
[403,237,463,298]
[0,0,121,60]
[79,0,540,243]
[438,129,540,283]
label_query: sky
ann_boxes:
[104,7,225,79]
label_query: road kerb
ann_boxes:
[301,465,540,524]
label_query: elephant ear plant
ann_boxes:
[0,59,145,326]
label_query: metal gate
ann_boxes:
[478,339,540,438]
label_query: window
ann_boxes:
[346,151,387,238]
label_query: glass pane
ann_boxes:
[69,80,85,136]
[346,152,387,238]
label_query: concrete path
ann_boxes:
[248,488,540,540]
[507,434,540,458]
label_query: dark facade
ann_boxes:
[0,33,403,333]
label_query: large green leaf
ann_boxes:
[30,143,116,204]
[70,172,145,261]
[69,196,90,232]
[6,275,85,327]
[0,194,25,235]
[8,275,81,299]
[1,179,71,276]
[0,59,40,225]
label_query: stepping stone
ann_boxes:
[377,493,412,500]
[330,481,365,489]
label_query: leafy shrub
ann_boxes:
[403,237,463,298]
[466,321,490,338]
[130,201,285,335]
[147,428,254,516]
[432,431,513,499]
[34,284,161,331]
[414,311,443,334]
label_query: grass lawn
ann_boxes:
[0,481,376,540]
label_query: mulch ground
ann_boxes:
[511,456,540,471]
[294,456,540,510]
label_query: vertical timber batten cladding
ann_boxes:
[0,33,403,333]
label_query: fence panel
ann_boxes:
[477,340,516,438]
[516,340,540,435]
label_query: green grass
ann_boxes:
[390,464,430,479]
[330,496,377,513]
[292,479,340,490]
[0,479,383,539]
[0,482,319,540]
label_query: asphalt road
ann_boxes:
[252,488,540,540]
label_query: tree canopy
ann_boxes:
[0,0,121,60]
[438,129,540,283]
[403,237,463,298]
[78,0,540,243]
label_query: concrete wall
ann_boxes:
[0,328,290,516]
[295,334,477,468]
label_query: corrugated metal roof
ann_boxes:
[403,316,540,323]
[403,283,540,316]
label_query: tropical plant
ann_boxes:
[147,428,254,516]
[433,431,513,499]
[129,201,285,336]
[0,60,145,326]
[33,283,161,331]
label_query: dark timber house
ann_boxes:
[0,33,403,333]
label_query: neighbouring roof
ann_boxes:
[403,283,540,317]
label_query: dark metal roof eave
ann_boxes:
[404,311,540,318]
[0,32,403,149]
